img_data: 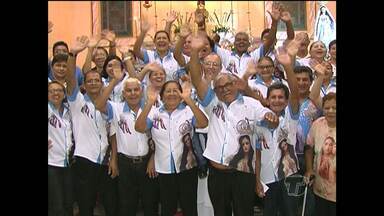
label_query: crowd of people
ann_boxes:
[48,2,336,216]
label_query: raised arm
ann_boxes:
[189,35,209,101]
[275,45,300,114]
[280,9,295,41]
[135,86,158,133]
[174,24,192,67]
[264,2,281,55]
[101,29,117,56]
[94,64,124,114]
[164,10,178,37]
[134,20,151,61]
[309,59,327,108]
[66,36,89,96]
[177,81,208,128]
[240,62,268,106]
[82,37,99,74]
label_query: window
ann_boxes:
[101,1,133,36]
[277,1,306,31]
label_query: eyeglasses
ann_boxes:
[85,79,101,84]
[48,89,64,94]
[203,61,220,67]
[214,81,234,92]
[258,65,274,70]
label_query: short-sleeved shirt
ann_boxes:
[146,103,198,174]
[200,88,271,173]
[215,45,267,78]
[67,86,113,164]
[106,101,149,157]
[306,117,336,202]
[255,105,299,184]
[319,79,336,98]
[296,98,322,155]
[248,75,289,98]
[143,49,187,82]
[48,103,74,167]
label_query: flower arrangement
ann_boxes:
[209,11,231,33]
[173,12,193,35]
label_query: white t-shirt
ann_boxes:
[255,105,299,184]
[200,88,272,168]
[248,75,289,98]
[102,72,130,103]
[67,87,112,164]
[48,103,74,167]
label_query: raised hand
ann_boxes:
[101,29,116,42]
[141,20,151,34]
[190,35,205,51]
[179,24,192,39]
[285,39,300,57]
[48,21,53,33]
[166,10,178,23]
[71,35,89,55]
[116,39,129,56]
[275,47,292,67]
[280,10,292,23]
[268,2,282,22]
[243,61,259,80]
[146,85,159,105]
[309,59,327,76]
[112,63,124,81]
[177,80,192,101]
[88,36,99,49]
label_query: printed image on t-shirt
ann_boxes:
[229,135,255,173]
[314,136,336,199]
[179,133,197,172]
[277,138,299,179]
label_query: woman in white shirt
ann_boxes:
[135,80,208,216]
[48,81,75,216]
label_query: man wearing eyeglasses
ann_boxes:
[65,36,119,216]
[189,35,279,216]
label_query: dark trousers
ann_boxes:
[263,179,299,216]
[207,166,255,216]
[117,153,159,216]
[48,165,74,216]
[314,195,336,216]
[297,154,316,216]
[158,167,198,216]
[74,156,117,216]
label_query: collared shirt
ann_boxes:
[146,103,197,174]
[296,98,322,155]
[106,101,149,157]
[200,88,271,171]
[48,103,74,167]
[248,75,288,98]
[143,49,187,82]
[67,86,113,164]
[319,79,336,98]
[255,105,299,184]
[306,117,336,202]
[215,44,273,78]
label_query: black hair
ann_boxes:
[84,69,102,83]
[154,30,170,41]
[228,135,254,173]
[294,66,314,82]
[261,29,271,39]
[258,56,274,65]
[267,82,290,100]
[328,39,336,50]
[159,80,182,101]
[102,55,124,78]
[52,41,69,55]
[93,47,108,59]
[51,53,68,67]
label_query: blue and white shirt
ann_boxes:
[200,88,271,170]
[48,103,74,167]
[248,75,289,98]
[67,86,113,164]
